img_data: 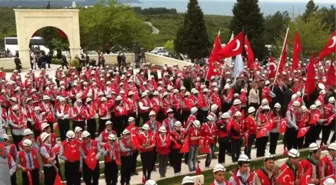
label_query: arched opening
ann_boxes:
[29,26,70,69]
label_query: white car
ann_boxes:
[151,47,169,56]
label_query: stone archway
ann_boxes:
[14,9,81,69]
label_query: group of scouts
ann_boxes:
[0,58,335,185]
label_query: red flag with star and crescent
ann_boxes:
[326,61,336,87]
[305,53,317,95]
[297,127,310,138]
[244,35,254,69]
[279,118,288,134]
[300,168,312,185]
[277,166,295,185]
[206,31,222,80]
[256,127,268,138]
[317,31,336,62]
[217,31,244,58]
[292,32,302,72]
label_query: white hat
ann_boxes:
[86,98,92,103]
[310,104,317,110]
[108,134,117,141]
[293,101,300,107]
[264,153,275,160]
[274,103,281,108]
[2,134,9,140]
[41,123,50,130]
[142,124,150,131]
[288,148,300,158]
[238,153,250,162]
[213,163,226,173]
[145,180,157,185]
[309,142,319,152]
[23,139,32,147]
[328,97,335,104]
[128,91,134,96]
[261,99,269,105]
[328,143,336,151]
[163,92,169,98]
[98,91,104,96]
[301,105,308,112]
[174,121,182,127]
[315,100,322,107]
[193,120,201,128]
[41,132,50,142]
[180,86,186,90]
[116,96,122,101]
[190,107,198,114]
[153,91,159,96]
[66,130,75,138]
[12,105,19,111]
[233,99,241,105]
[320,90,326,95]
[23,129,33,136]
[59,97,65,101]
[318,83,325,90]
[207,115,214,121]
[74,126,82,133]
[265,80,270,85]
[213,87,219,92]
[34,106,40,111]
[248,107,256,114]
[234,111,242,117]
[105,121,113,125]
[82,131,90,138]
[262,105,270,110]
[101,97,107,102]
[221,112,230,119]
[173,89,179,94]
[184,92,191,96]
[291,94,298,100]
[43,95,50,100]
[211,104,218,112]
[167,108,174,114]
[296,91,302,97]
[224,84,230,90]
[149,111,156,116]
[323,178,336,185]
[158,126,167,133]
[122,129,130,135]
[203,88,209,93]
[128,117,135,122]
[141,92,148,98]
[182,176,194,185]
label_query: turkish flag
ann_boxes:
[301,168,312,185]
[305,53,317,95]
[278,28,290,74]
[47,112,56,123]
[310,111,322,125]
[196,163,201,175]
[180,137,189,153]
[268,57,277,78]
[279,118,288,134]
[292,32,302,72]
[320,175,336,185]
[244,36,254,69]
[54,174,64,185]
[206,62,216,81]
[217,32,244,58]
[85,151,97,170]
[131,134,141,150]
[326,114,336,126]
[317,31,336,62]
[256,127,267,138]
[277,166,295,185]
[208,32,223,64]
[297,127,310,138]
[142,176,146,184]
[326,62,336,87]
[52,145,61,155]
[199,137,210,154]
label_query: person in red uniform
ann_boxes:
[256,105,271,157]
[161,108,176,133]
[188,120,201,172]
[98,97,111,134]
[210,164,229,185]
[59,130,82,185]
[230,111,243,162]
[216,112,231,164]
[98,121,117,145]
[55,96,70,141]
[228,153,255,185]
[155,126,171,178]
[319,143,336,178]
[138,124,156,180]
[198,88,210,122]
[102,134,120,185]
[114,95,128,137]
[244,106,257,158]
[321,97,335,145]
[254,153,277,185]
[182,92,193,123]
[17,139,43,185]
[39,132,58,185]
[277,148,300,185]
[119,129,135,185]
[84,98,97,139]
[71,98,86,130]
[202,114,217,168]
[145,111,161,134]
[2,134,17,185]
[299,142,321,184]
[126,91,137,124]
[170,121,185,175]
[9,104,26,148]
[138,92,151,123]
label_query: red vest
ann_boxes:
[255,168,275,185]
[119,138,133,156]
[114,105,127,117]
[155,134,171,155]
[100,130,117,143]
[138,132,155,153]
[103,142,120,163]
[216,120,230,138]
[188,127,201,145]
[244,116,257,135]
[139,98,150,113]
[318,156,334,178]
[201,123,217,145]
[230,119,242,139]
[18,148,40,170]
[170,129,185,149]
[7,154,14,169]
[40,144,55,165]
[61,140,81,162]
[232,170,254,185]
[9,111,25,130]
[81,139,99,155]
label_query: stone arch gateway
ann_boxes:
[14,9,81,69]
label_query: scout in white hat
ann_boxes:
[212,164,226,185]
[229,153,251,184]
[254,153,275,184]
[181,176,194,185]
[319,143,336,178]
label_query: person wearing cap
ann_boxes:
[255,105,271,157]
[171,121,186,175]
[216,112,231,164]
[286,100,300,150]
[38,123,57,148]
[248,82,260,110]
[84,98,98,139]
[202,114,217,168]
[181,176,194,185]
[71,98,86,130]
[155,126,171,178]
[138,124,156,180]
[39,96,56,131]
[114,96,128,137]
[229,153,255,185]
[59,130,82,185]
[243,107,257,158]
[321,98,335,146]
[210,163,228,185]
[98,96,111,133]
[19,129,39,151]
[81,131,101,185]
[268,103,282,154]
[139,92,151,123]
[229,99,242,117]
[307,102,326,146]
[126,91,138,125]
[197,88,210,122]
[299,143,321,184]
[39,132,58,185]
[17,139,43,185]
[8,104,26,148]
[74,126,83,142]
[30,106,48,138]
[102,133,121,185]
[182,92,193,123]
[188,120,201,172]
[185,107,198,129]
[98,120,117,144]
[318,142,336,178]
[254,154,276,185]
[171,89,183,122]
[230,111,243,162]
[161,108,176,133]
[2,134,18,185]
[55,96,70,141]
[119,129,135,185]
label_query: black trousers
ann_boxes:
[22,169,39,185]
[218,137,230,164]
[285,127,298,150]
[58,119,69,141]
[11,172,17,185]
[87,119,97,139]
[120,156,132,185]
[141,151,154,180]
[73,120,85,130]
[297,137,304,149]
[157,111,164,123]
[197,110,208,123]
[105,161,119,185]
[114,116,127,137]
[231,138,242,162]
[269,132,279,154]
[182,110,191,123]
[139,112,149,123]
[244,134,256,158]
[171,149,182,174]
[83,162,99,185]
[43,166,56,185]
[131,151,138,174]
[11,133,22,150]
[322,124,332,144]
[256,136,268,157]
[65,161,81,185]
[99,118,109,134]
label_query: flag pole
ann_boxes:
[272,27,289,91]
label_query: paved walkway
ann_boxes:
[144,22,160,34]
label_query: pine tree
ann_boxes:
[230,0,266,59]
[174,0,210,62]
[303,0,319,21]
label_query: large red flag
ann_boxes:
[244,36,254,69]
[217,32,244,58]
[180,137,190,153]
[277,166,295,185]
[196,163,201,175]
[317,31,336,62]
[301,168,312,185]
[208,31,222,64]
[326,62,336,87]
[297,127,310,138]
[292,32,302,72]
[256,127,267,138]
[305,53,316,95]
[278,27,290,74]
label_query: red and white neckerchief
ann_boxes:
[206,122,214,132]
[159,134,167,144]
[109,142,115,160]
[194,127,198,136]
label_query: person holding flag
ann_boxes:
[319,142,336,178]
[170,121,185,175]
[119,129,134,185]
[255,105,271,157]
[39,132,58,185]
[188,120,201,172]
[102,134,121,185]
[228,153,255,185]
[244,107,257,158]
[269,103,282,154]
[230,111,244,162]
[277,149,300,185]
[253,153,277,185]
[202,114,217,168]
[155,126,171,178]
[299,143,321,184]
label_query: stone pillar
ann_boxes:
[69,47,81,61]
[18,48,31,69]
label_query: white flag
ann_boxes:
[224,32,234,67]
[232,54,244,78]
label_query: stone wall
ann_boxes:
[0,58,16,70]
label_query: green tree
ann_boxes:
[164,40,175,53]
[316,5,336,32]
[302,0,319,21]
[174,0,210,62]
[264,11,291,45]
[231,0,267,59]
[38,27,69,54]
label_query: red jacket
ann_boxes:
[61,140,81,162]
[161,118,176,133]
[318,155,335,178]
[298,158,319,180]
[201,122,217,145]
[114,104,127,117]
[216,119,230,138]
[18,148,40,170]
[103,142,120,163]
[144,121,161,134]
[230,119,242,139]
[183,96,194,111]
[170,129,186,149]
[244,116,257,135]
[81,139,99,156]
[211,93,222,111]
[40,143,55,165]
[126,98,136,114]
[188,127,201,145]
[185,114,196,128]
[255,168,276,185]
[138,132,155,153]
[155,133,171,155]
[231,169,254,185]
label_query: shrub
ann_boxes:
[71,58,80,68]
[51,58,62,65]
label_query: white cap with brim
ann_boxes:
[323,178,335,185]
[182,176,194,185]
[238,153,250,162]
[221,112,230,119]
[108,134,117,141]
[41,123,50,130]
[288,149,300,158]
[105,121,113,125]
[328,143,336,151]
[190,107,198,114]
[66,130,75,138]
[82,131,90,138]
[213,163,226,173]
[149,111,156,116]
[122,129,130,135]
[23,129,33,136]
[41,132,50,142]
[23,139,32,147]
[158,126,167,133]
[309,142,319,152]
[128,117,135,122]
[74,126,83,133]
[142,124,150,131]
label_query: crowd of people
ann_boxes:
[0,57,335,185]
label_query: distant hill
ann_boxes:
[0,0,141,7]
